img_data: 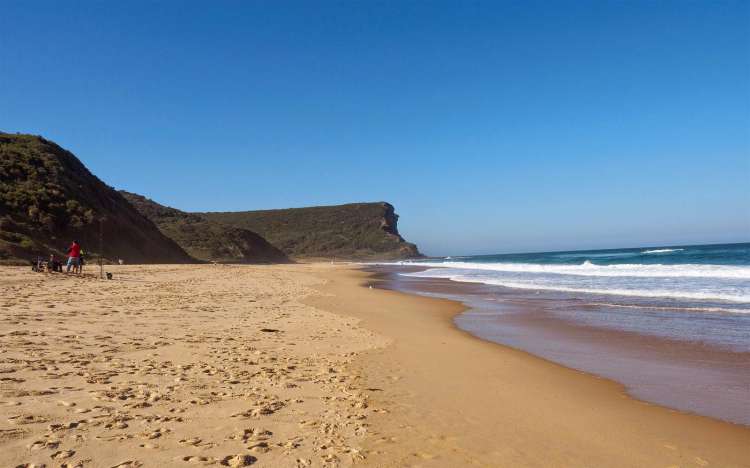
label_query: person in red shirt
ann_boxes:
[66,240,81,273]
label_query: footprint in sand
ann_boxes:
[181,455,213,464]
[29,439,60,450]
[105,421,129,429]
[248,442,270,453]
[51,449,75,459]
[8,414,49,425]
[220,455,257,467]
[141,428,169,439]
[178,437,203,447]
[231,428,273,443]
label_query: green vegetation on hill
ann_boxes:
[0,132,420,264]
[0,133,194,264]
[200,203,421,260]
[121,191,288,264]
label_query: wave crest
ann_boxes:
[397,269,750,304]
[643,248,684,254]
[380,260,750,279]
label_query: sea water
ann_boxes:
[377,242,750,425]
[396,243,750,311]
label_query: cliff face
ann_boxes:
[199,202,421,260]
[0,133,195,264]
[121,191,288,264]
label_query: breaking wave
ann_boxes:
[373,244,750,309]
[383,260,750,280]
[398,269,750,304]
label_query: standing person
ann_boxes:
[66,240,81,273]
[78,250,85,274]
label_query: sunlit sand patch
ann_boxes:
[0,264,383,467]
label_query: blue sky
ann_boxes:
[2,1,748,256]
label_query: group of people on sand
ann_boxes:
[33,240,85,274]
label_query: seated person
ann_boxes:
[47,254,62,273]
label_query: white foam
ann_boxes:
[401,271,750,304]
[583,302,750,315]
[643,248,685,254]
[377,260,750,279]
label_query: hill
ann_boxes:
[121,191,288,264]
[200,203,421,260]
[0,133,195,264]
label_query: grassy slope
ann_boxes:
[0,133,195,264]
[0,132,420,263]
[121,191,288,263]
[200,203,421,260]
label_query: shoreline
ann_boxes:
[305,264,750,466]
[370,265,750,427]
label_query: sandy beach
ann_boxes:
[2,264,749,467]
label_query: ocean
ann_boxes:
[374,242,750,425]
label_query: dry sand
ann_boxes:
[1,264,749,467]
[0,264,385,468]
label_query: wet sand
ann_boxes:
[374,266,750,427]
[306,266,750,467]
[1,263,749,467]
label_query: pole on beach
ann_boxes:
[99,217,105,279]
